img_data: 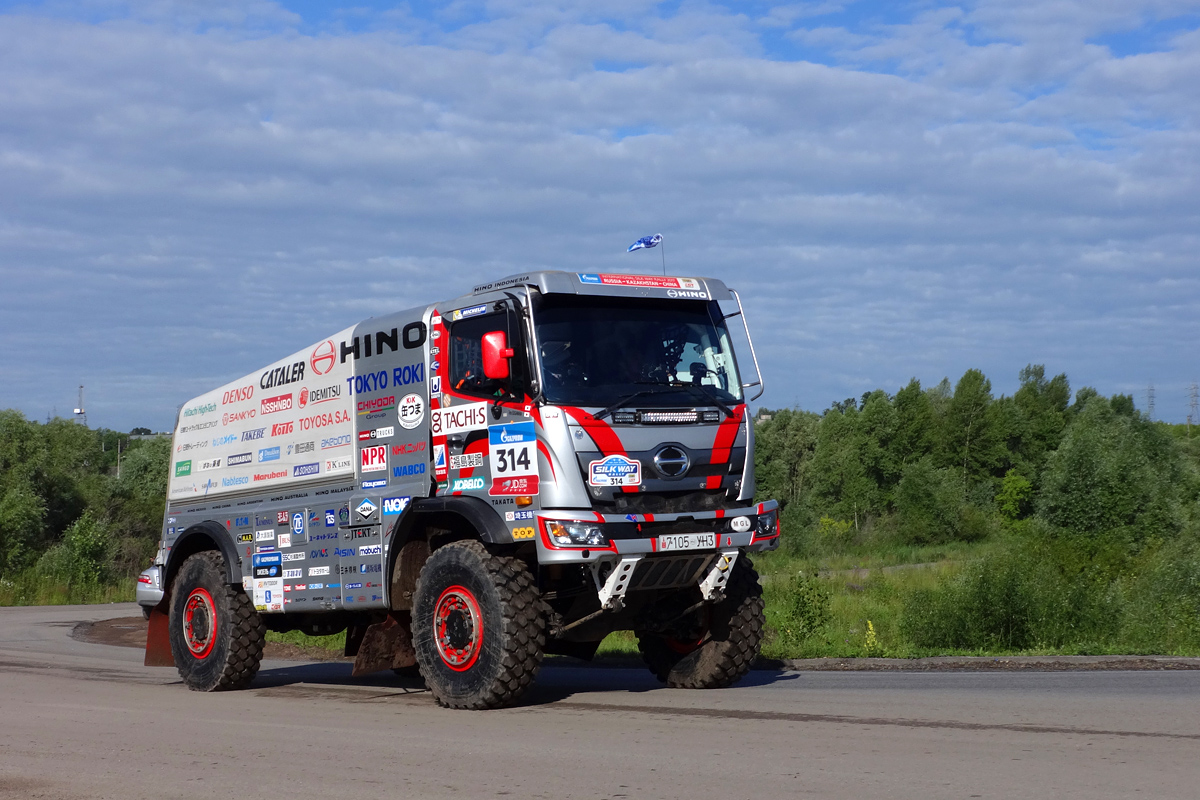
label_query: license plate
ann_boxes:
[657,532,716,552]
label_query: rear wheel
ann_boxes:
[636,556,764,689]
[412,540,544,709]
[169,551,265,692]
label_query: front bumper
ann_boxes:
[533,500,780,565]
[136,565,165,608]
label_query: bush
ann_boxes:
[765,571,832,649]
[894,457,964,544]
[900,539,1120,651]
[1121,535,1200,652]
[35,511,112,586]
[1038,398,1183,542]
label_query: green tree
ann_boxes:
[940,369,1006,485]
[754,409,820,508]
[1038,397,1184,540]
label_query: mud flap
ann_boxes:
[351,612,417,677]
[144,601,175,667]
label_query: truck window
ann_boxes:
[448,311,527,399]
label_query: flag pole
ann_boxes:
[661,239,666,275]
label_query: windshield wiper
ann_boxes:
[677,382,736,419]
[592,389,658,421]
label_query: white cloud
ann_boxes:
[0,2,1197,428]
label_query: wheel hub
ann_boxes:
[183,588,217,659]
[434,585,483,671]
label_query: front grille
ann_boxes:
[628,554,714,592]
[597,489,734,515]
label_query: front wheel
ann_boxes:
[168,551,265,692]
[636,556,765,689]
[412,541,544,709]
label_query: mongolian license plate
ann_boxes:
[657,532,716,552]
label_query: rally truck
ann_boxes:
[139,270,779,709]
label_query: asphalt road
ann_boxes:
[2,603,1198,800]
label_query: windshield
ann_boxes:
[534,296,743,408]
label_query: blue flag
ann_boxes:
[627,233,662,252]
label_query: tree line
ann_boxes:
[753,365,1199,551]
[0,411,170,593]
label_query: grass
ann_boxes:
[0,573,136,606]
[265,628,347,653]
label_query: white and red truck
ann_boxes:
[139,270,779,708]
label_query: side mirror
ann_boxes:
[481,331,515,380]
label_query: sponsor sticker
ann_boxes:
[282,552,305,562]
[357,396,395,417]
[451,476,486,492]
[360,445,387,473]
[433,444,446,472]
[238,532,254,543]
[198,457,223,472]
[356,499,378,519]
[174,460,192,477]
[277,511,289,525]
[577,273,702,290]
[255,529,275,542]
[278,533,292,548]
[326,456,352,473]
[258,446,280,462]
[397,393,424,430]
[308,566,330,576]
[227,452,253,467]
[260,393,293,415]
[358,544,383,556]
[325,509,336,527]
[382,496,411,516]
[431,402,489,436]
[242,427,266,441]
[362,479,387,489]
[358,427,394,442]
[588,454,642,486]
[450,304,488,320]
[449,452,484,470]
[283,569,303,579]
[488,421,538,496]
[392,462,425,477]
[293,462,320,477]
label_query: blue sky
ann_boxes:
[1,0,1198,430]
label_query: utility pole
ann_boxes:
[1189,383,1199,438]
[73,385,87,428]
[1147,383,1155,421]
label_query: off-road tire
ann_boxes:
[168,551,265,692]
[636,556,764,689]
[412,540,544,709]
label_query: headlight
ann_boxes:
[546,521,608,547]
[755,510,778,539]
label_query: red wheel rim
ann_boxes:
[665,605,712,655]
[183,588,217,659]
[433,585,483,671]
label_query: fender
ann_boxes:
[164,521,242,588]
[406,495,511,544]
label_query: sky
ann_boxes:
[1,0,1198,431]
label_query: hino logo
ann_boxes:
[653,446,691,479]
